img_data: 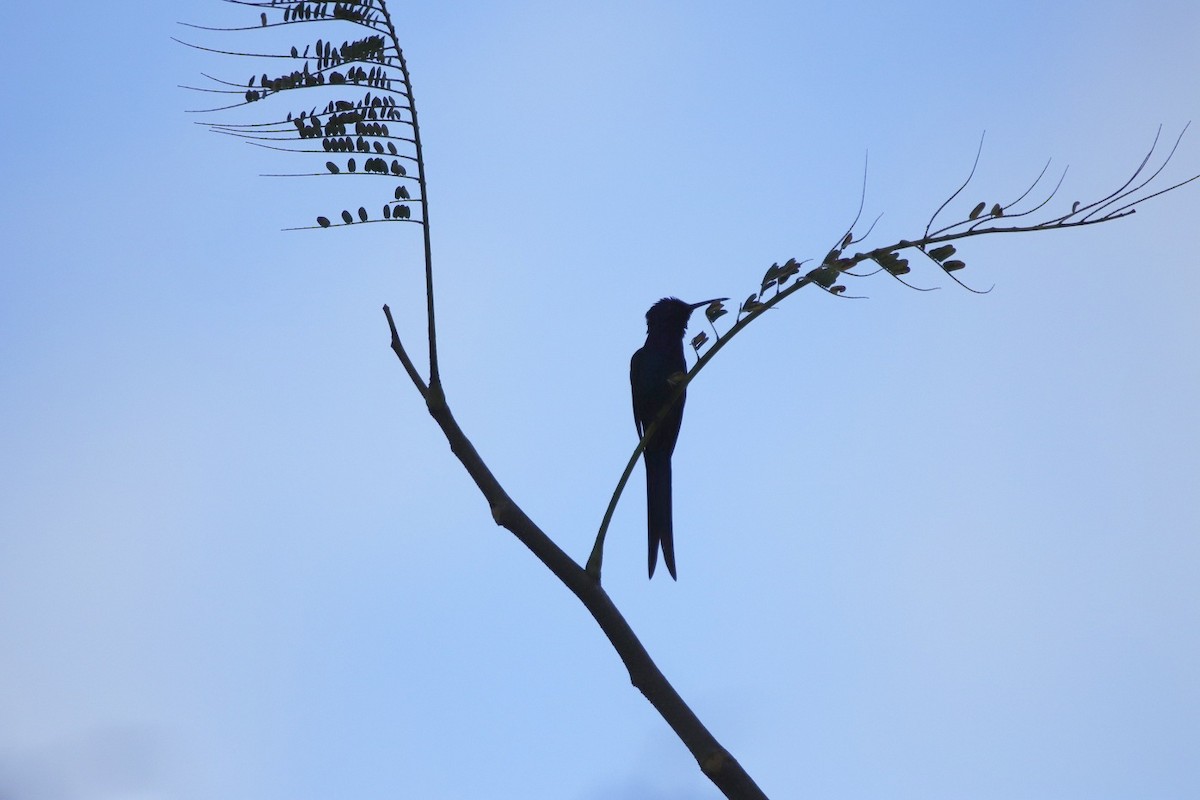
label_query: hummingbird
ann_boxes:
[630,297,725,579]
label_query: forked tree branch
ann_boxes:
[382,303,769,799]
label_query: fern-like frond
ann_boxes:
[180,0,426,232]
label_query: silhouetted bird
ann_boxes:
[631,297,724,580]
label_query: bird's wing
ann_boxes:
[630,347,646,439]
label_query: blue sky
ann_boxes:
[2,1,1199,798]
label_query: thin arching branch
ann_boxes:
[926,130,985,238]
[589,126,1197,577]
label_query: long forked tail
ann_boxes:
[645,452,676,580]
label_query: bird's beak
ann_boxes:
[689,298,728,310]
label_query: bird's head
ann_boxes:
[645,297,726,337]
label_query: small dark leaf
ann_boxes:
[1072,200,1080,213]
[830,285,846,295]
[872,250,908,276]
[705,302,728,324]
[383,204,391,219]
[397,205,411,219]
[397,185,410,200]
[943,259,967,272]
[691,332,709,350]
[387,142,398,155]
[316,216,331,228]
[358,206,368,222]
[347,158,356,173]
[823,247,841,265]
[928,244,956,261]
[760,263,782,295]
[991,203,1003,217]
[261,12,267,26]
[325,161,339,174]
[969,202,986,220]
[776,257,802,285]
[291,46,298,58]
[841,232,853,248]
[807,266,839,288]
[341,209,353,224]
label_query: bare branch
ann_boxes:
[835,151,869,249]
[383,304,428,397]
[926,130,985,238]
[1082,123,1187,221]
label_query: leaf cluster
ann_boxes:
[180,0,423,232]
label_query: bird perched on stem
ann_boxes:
[630,297,725,580]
